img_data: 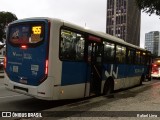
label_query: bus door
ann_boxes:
[146,52,152,80]
[87,39,103,95]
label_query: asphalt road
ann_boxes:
[0,77,81,112]
[40,80,160,120]
[1,77,160,120]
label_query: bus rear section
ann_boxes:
[4,19,53,100]
[151,59,160,78]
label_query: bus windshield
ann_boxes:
[9,23,44,45]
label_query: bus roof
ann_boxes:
[62,19,146,51]
[10,17,148,52]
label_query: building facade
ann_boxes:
[145,31,160,56]
[106,0,141,46]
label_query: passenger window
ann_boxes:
[141,52,146,65]
[116,45,126,63]
[135,51,141,64]
[60,29,85,61]
[127,49,135,64]
[103,41,115,63]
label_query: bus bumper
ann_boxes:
[4,73,58,100]
[151,74,160,78]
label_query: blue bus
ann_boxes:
[4,17,152,100]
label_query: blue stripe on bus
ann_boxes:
[103,64,147,79]
[61,62,88,86]
[61,62,147,86]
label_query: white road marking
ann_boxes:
[0,94,24,99]
[0,86,5,89]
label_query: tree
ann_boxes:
[0,11,18,42]
[135,0,160,15]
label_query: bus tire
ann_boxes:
[103,77,114,96]
[140,75,145,85]
[148,76,151,81]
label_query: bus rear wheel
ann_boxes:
[140,75,145,85]
[103,78,114,96]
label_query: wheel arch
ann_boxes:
[103,76,114,95]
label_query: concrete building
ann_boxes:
[106,0,141,46]
[145,31,160,56]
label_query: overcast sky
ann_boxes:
[0,0,160,48]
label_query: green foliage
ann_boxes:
[0,11,18,42]
[136,0,160,15]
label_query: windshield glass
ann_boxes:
[9,23,44,44]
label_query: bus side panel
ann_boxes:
[61,62,87,85]
[48,20,63,86]
[103,64,147,90]
[59,62,87,99]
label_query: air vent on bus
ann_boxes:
[14,86,28,93]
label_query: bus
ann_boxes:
[4,17,152,100]
[151,58,160,78]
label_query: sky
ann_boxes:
[0,0,160,48]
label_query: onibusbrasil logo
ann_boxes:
[1,112,42,118]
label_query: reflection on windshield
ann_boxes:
[10,24,44,44]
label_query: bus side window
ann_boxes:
[146,52,151,65]
[135,51,141,64]
[60,29,85,61]
[116,45,126,64]
[141,52,146,65]
[127,49,135,64]
[103,41,115,63]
